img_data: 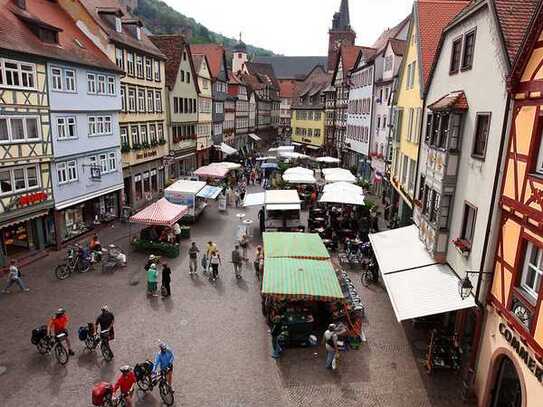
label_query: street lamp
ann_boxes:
[458,270,493,300]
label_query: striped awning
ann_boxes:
[129,198,188,227]
[262,258,344,301]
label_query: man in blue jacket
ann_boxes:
[153,341,175,386]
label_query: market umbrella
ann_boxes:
[278,151,309,160]
[323,181,363,195]
[319,190,365,206]
[256,156,277,161]
[284,167,313,176]
[129,198,188,227]
[194,165,230,178]
[283,172,316,184]
[322,168,356,183]
[315,156,341,164]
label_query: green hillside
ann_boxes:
[135,0,275,57]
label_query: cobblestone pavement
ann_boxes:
[0,186,470,407]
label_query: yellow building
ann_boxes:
[474,10,543,406]
[291,66,330,151]
[390,1,466,225]
[59,0,168,210]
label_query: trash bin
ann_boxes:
[180,226,191,239]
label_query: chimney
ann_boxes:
[15,0,26,10]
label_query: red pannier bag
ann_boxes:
[91,382,112,406]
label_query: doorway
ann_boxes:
[490,356,522,407]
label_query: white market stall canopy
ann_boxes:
[216,143,237,156]
[322,168,356,183]
[282,167,316,184]
[197,185,223,199]
[319,190,364,205]
[248,133,262,141]
[256,156,276,161]
[209,161,242,170]
[278,151,309,160]
[243,192,265,207]
[369,225,476,322]
[323,182,363,195]
[314,156,341,164]
[244,190,301,208]
[194,165,230,179]
[166,180,206,195]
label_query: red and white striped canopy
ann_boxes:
[129,198,188,227]
[193,165,230,179]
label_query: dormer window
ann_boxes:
[136,27,142,41]
[115,17,122,33]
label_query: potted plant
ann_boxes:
[150,139,158,147]
[133,143,142,151]
[452,238,471,256]
[121,143,131,153]
[159,138,167,145]
[142,141,151,149]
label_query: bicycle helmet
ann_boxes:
[101,305,109,312]
[158,341,168,351]
[120,365,132,373]
[55,307,65,316]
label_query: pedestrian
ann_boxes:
[254,245,264,281]
[235,189,241,208]
[231,245,242,279]
[172,222,182,244]
[188,242,200,275]
[240,233,249,261]
[144,254,157,272]
[206,241,217,273]
[2,259,30,293]
[208,250,221,282]
[258,206,265,234]
[161,263,171,297]
[271,315,284,359]
[147,263,158,297]
[323,324,339,370]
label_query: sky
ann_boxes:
[163,0,414,55]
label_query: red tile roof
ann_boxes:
[372,15,411,50]
[191,44,227,80]
[494,0,540,64]
[0,0,120,72]
[245,62,280,89]
[342,45,376,72]
[80,0,164,59]
[428,90,469,111]
[278,79,297,98]
[150,35,198,92]
[417,0,470,91]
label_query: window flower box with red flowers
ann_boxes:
[452,238,471,256]
[413,199,422,208]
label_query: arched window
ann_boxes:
[491,356,522,407]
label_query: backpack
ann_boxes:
[31,325,47,345]
[91,382,112,406]
[78,326,89,341]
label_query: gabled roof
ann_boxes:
[428,90,469,111]
[192,53,210,77]
[79,0,164,59]
[253,56,328,79]
[389,38,407,56]
[150,35,199,92]
[416,0,470,91]
[372,14,411,50]
[191,44,227,81]
[245,61,280,89]
[0,0,120,72]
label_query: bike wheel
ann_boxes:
[37,338,49,355]
[137,375,152,392]
[159,382,174,406]
[361,271,370,288]
[84,337,95,351]
[100,341,114,362]
[78,261,91,273]
[54,343,69,365]
[55,264,70,280]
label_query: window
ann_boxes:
[98,153,108,174]
[96,116,104,135]
[121,86,126,112]
[520,242,543,302]
[407,108,414,141]
[149,124,157,143]
[155,91,162,112]
[97,75,106,94]
[64,69,76,92]
[104,116,112,134]
[107,77,116,95]
[108,152,117,172]
[401,155,408,186]
[180,70,185,82]
[57,160,78,184]
[13,168,25,190]
[120,127,128,146]
[430,190,440,223]
[0,165,40,195]
[128,88,136,112]
[57,117,77,139]
[460,203,477,244]
[154,60,160,81]
[472,113,490,159]
[136,55,144,78]
[187,72,190,83]
[450,37,462,74]
[127,52,135,76]
[0,116,40,142]
[115,17,122,33]
[462,30,476,71]
[408,159,416,194]
[131,126,139,145]
[88,116,112,136]
[27,166,38,188]
[137,89,145,112]
[0,59,36,89]
[135,174,143,201]
[88,116,96,136]
[51,67,62,90]
[145,58,152,80]
[157,124,164,141]
[140,125,148,144]
[115,48,124,69]
[147,90,154,113]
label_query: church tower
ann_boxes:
[327,0,356,71]
[232,34,248,74]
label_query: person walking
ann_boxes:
[271,316,284,359]
[172,222,182,244]
[254,245,264,281]
[147,263,158,297]
[206,241,217,273]
[323,324,339,370]
[161,263,171,297]
[208,250,221,282]
[231,245,242,279]
[188,242,200,275]
[2,259,30,293]
[240,233,249,261]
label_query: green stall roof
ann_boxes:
[263,232,330,260]
[262,258,344,302]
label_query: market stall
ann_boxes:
[129,198,188,258]
[244,190,303,232]
[164,180,222,222]
[322,168,357,184]
[282,167,316,185]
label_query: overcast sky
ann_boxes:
[164,0,414,55]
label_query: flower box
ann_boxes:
[413,199,422,208]
[452,238,471,256]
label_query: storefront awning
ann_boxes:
[244,192,266,207]
[55,184,123,210]
[306,145,320,150]
[196,185,223,200]
[369,225,476,321]
[248,133,261,141]
[266,203,301,211]
[216,142,237,156]
[0,209,49,229]
[129,198,188,227]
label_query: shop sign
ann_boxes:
[17,191,48,207]
[499,322,543,384]
[136,150,157,160]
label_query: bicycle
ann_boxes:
[102,392,130,407]
[360,258,379,287]
[82,324,114,362]
[135,363,174,406]
[34,332,70,365]
[55,247,92,280]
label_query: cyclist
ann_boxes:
[113,365,136,407]
[153,342,175,386]
[47,308,75,355]
[95,305,115,340]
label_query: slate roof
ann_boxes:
[253,56,328,79]
[245,62,280,89]
[428,90,469,111]
[80,0,164,59]
[389,38,407,56]
[191,44,227,80]
[372,15,411,50]
[416,0,470,91]
[0,0,121,72]
[150,35,198,92]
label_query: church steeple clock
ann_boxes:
[328,0,356,71]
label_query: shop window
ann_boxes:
[134,174,143,200]
[143,171,150,193]
[472,113,490,159]
[151,169,158,192]
[460,203,477,244]
[490,356,522,407]
[519,241,543,302]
